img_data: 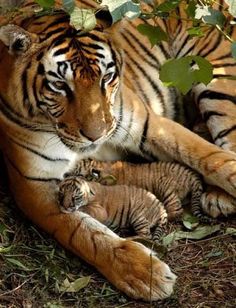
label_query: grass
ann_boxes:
[0,168,236,307]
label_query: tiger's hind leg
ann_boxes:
[192,80,236,217]
[194,83,236,153]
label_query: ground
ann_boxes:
[0,164,236,308]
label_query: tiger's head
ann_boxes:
[0,11,121,152]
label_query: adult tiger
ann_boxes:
[0,0,236,301]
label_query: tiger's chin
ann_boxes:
[59,137,99,154]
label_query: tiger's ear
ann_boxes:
[0,24,39,56]
[95,9,113,29]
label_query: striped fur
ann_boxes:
[58,176,168,241]
[67,159,206,221]
[1,0,236,301]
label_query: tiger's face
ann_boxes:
[0,19,121,153]
[40,28,120,151]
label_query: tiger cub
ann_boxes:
[58,177,168,241]
[66,159,207,221]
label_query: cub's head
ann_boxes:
[58,176,95,213]
[0,11,121,152]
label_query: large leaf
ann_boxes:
[162,225,221,246]
[102,0,141,23]
[59,276,91,292]
[70,8,96,31]
[137,24,168,47]
[202,8,226,27]
[35,0,55,9]
[160,55,213,94]
[225,0,236,17]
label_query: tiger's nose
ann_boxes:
[80,128,105,142]
[80,119,116,142]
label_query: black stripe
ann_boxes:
[202,110,225,122]
[44,27,66,40]
[198,90,236,105]
[53,46,71,57]
[199,33,222,58]
[125,62,150,105]
[139,113,149,153]
[213,62,236,68]
[214,124,236,141]
[128,54,166,112]
[122,30,160,68]
[9,137,69,162]
[41,15,70,33]
[6,157,60,183]
[0,95,53,132]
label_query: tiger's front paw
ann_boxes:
[201,186,236,218]
[100,240,176,301]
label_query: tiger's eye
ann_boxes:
[53,81,65,89]
[103,73,113,82]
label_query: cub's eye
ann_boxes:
[91,169,100,179]
[103,73,113,83]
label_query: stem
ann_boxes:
[215,24,234,43]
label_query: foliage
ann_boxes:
[2,0,236,93]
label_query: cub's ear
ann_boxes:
[0,24,39,56]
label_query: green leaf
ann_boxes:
[202,8,226,27]
[6,258,31,271]
[182,213,199,230]
[160,55,213,94]
[225,227,236,236]
[63,0,75,14]
[186,0,197,19]
[225,0,236,17]
[0,246,12,253]
[70,8,96,32]
[137,24,168,47]
[35,0,55,9]
[187,27,204,38]
[162,225,221,246]
[231,42,236,59]
[59,276,91,292]
[155,0,180,13]
[102,0,141,23]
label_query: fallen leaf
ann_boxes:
[59,276,91,293]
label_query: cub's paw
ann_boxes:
[101,240,176,301]
[201,186,236,218]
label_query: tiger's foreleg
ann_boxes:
[142,112,236,216]
[7,165,176,301]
